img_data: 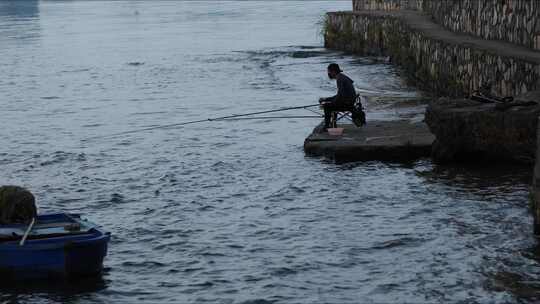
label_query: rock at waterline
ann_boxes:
[425,96,540,164]
[0,186,37,224]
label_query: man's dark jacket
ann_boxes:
[324,73,357,105]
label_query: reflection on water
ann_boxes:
[489,269,540,302]
[0,0,39,19]
[417,163,532,193]
[0,0,39,42]
[486,243,540,303]
[0,275,108,303]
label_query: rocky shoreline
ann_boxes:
[425,97,540,164]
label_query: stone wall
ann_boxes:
[324,11,540,97]
[353,0,540,51]
[353,0,421,11]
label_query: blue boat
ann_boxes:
[0,213,110,280]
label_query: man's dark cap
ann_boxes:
[327,63,343,73]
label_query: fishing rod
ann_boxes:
[219,115,321,121]
[84,104,321,141]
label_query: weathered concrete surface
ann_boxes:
[425,97,540,164]
[324,10,540,97]
[304,121,434,163]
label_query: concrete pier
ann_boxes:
[304,121,434,163]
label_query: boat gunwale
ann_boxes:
[0,213,110,249]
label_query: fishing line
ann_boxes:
[303,107,323,116]
[220,115,322,121]
[84,104,320,141]
[303,105,353,122]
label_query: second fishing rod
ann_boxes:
[84,103,323,141]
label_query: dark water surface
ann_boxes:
[1,1,539,303]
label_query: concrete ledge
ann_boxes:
[304,121,434,163]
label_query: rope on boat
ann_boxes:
[84,104,321,140]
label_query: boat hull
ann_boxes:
[0,213,110,280]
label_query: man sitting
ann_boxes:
[319,63,365,130]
